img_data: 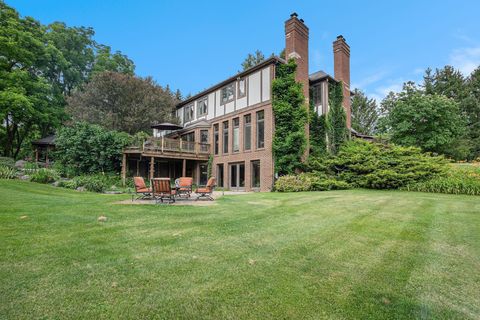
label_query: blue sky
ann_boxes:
[9,0,480,102]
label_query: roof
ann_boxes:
[150,122,183,130]
[177,56,284,108]
[309,70,336,83]
[32,135,56,146]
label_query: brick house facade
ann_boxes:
[122,13,351,192]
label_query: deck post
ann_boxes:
[182,159,186,177]
[149,157,155,180]
[161,137,164,153]
[121,153,127,186]
[45,148,49,167]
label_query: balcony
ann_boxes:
[124,137,210,160]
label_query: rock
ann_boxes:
[15,160,27,169]
[97,215,107,222]
[19,175,30,181]
[103,190,122,194]
[19,215,28,219]
[76,186,86,192]
[52,181,61,187]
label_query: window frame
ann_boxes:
[197,97,208,117]
[232,117,240,152]
[222,120,229,154]
[251,160,260,189]
[237,77,247,98]
[256,110,265,149]
[244,114,251,151]
[213,124,219,155]
[183,104,194,122]
[220,83,235,105]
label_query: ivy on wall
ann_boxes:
[326,81,348,154]
[309,94,327,157]
[272,59,308,175]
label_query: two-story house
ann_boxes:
[122,13,352,192]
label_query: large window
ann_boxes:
[311,84,323,114]
[200,130,209,143]
[217,164,224,188]
[223,121,229,154]
[233,118,240,152]
[256,110,265,149]
[244,114,251,150]
[197,97,208,117]
[251,160,260,188]
[213,124,219,155]
[184,104,194,122]
[238,78,246,98]
[220,83,235,105]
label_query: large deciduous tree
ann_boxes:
[387,83,464,155]
[66,71,179,134]
[351,89,378,135]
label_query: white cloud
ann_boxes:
[449,46,480,75]
[351,70,388,90]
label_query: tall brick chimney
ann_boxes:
[333,35,351,128]
[285,13,309,103]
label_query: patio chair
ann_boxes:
[132,176,152,201]
[151,178,176,203]
[195,177,216,201]
[176,177,193,198]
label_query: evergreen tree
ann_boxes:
[326,81,348,154]
[351,89,378,135]
[241,50,265,71]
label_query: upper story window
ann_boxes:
[184,104,194,122]
[311,84,323,110]
[223,121,229,153]
[200,129,209,144]
[238,78,246,98]
[256,110,265,149]
[233,118,240,152]
[182,132,195,142]
[244,114,251,151]
[213,124,219,155]
[221,83,235,105]
[197,97,208,117]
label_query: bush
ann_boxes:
[29,169,59,184]
[309,140,448,189]
[404,164,480,195]
[55,122,131,176]
[0,157,15,168]
[275,173,351,192]
[58,174,127,193]
[0,165,17,179]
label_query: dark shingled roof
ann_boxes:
[32,135,56,146]
[309,70,336,83]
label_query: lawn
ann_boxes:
[0,180,479,319]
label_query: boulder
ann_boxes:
[76,186,86,192]
[14,160,27,169]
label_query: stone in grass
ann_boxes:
[97,215,108,222]
[19,215,28,220]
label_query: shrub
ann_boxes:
[309,140,448,189]
[0,165,17,179]
[29,169,59,184]
[58,174,128,193]
[275,173,351,192]
[55,122,131,176]
[0,157,15,168]
[404,164,480,195]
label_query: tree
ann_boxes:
[326,81,348,154]
[0,3,65,158]
[66,71,179,134]
[351,89,378,135]
[272,59,308,175]
[463,67,480,159]
[55,122,131,175]
[90,45,135,77]
[241,50,265,71]
[387,84,464,155]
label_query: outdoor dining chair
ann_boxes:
[151,178,176,203]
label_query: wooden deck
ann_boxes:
[124,137,210,160]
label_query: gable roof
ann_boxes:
[32,135,56,146]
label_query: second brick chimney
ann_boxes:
[285,13,309,104]
[333,35,351,128]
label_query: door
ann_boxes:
[229,162,245,191]
[199,162,208,186]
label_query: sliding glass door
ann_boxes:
[229,162,245,191]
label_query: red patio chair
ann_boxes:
[195,177,216,201]
[176,177,193,198]
[132,176,152,201]
[151,178,176,203]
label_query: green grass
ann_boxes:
[0,180,479,319]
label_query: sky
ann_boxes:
[8,0,480,102]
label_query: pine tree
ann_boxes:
[326,81,348,154]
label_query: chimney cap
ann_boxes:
[336,35,345,40]
[290,12,298,18]
[300,18,304,23]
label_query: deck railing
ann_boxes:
[125,137,210,156]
